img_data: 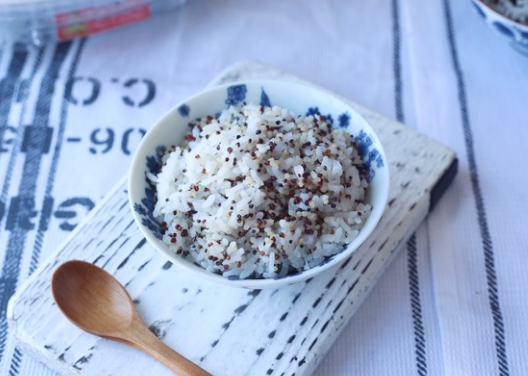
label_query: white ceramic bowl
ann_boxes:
[128,80,389,289]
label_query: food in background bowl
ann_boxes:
[129,80,389,289]
[483,0,528,24]
[151,104,372,279]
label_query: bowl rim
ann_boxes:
[128,79,390,288]
[473,0,528,29]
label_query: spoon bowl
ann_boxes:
[52,260,135,337]
[51,260,211,376]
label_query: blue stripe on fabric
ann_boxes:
[407,234,428,376]
[0,44,7,82]
[8,39,85,376]
[0,47,45,223]
[0,42,72,365]
[0,43,30,363]
[0,45,4,73]
[442,0,509,375]
[8,348,22,376]
[31,39,86,275]
[392,0,404,123]
[392,0,428,374]
[0,44,28,157]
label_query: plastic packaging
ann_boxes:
[0,0,187,45]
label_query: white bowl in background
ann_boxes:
[472,0,528,56]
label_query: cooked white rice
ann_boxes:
[151,104,372,279]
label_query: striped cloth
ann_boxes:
[0,0,527,375]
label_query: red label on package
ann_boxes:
[56,2,150,41]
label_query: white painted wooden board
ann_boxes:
[7,61,457,376]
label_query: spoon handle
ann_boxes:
[130,324,212,376]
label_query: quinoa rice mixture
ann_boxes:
[150,104,372,279]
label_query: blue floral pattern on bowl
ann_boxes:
[325,114,334,126]
[177,104,190,117]
[260,88,271,107]
[133,145,166,240]
[225,84,247,106]
[338,113,350,128]
[305,107,334,126]
[355,129,384,182]
[471,0,528,56]
[306,107,319,116]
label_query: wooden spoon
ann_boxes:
[51,260,212,376]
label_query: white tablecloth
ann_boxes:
[0,0,527,375]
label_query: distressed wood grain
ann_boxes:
[7,62,457,376]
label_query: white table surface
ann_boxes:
[0,1,527,375]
